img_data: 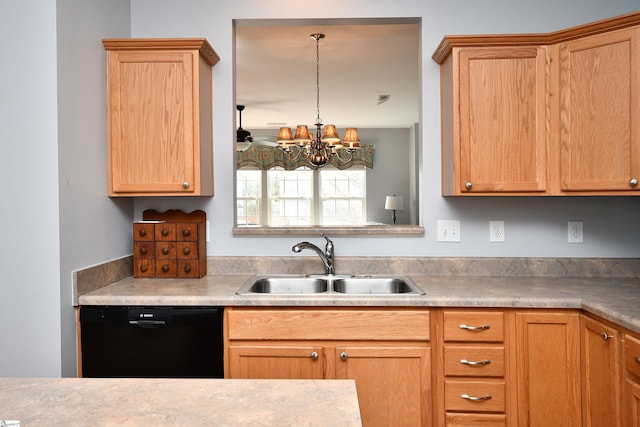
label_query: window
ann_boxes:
[320,168,365,225]
[268,168,314,226]
[236,166,366,226]
[236,170,261,226]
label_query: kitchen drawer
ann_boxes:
[444,346,505,377]
[133,223,155,241]
[177,242,198,259]
[134,241,154,259]
[444,311,504,342]
[178,260,201,278]
[155,241,177,259]
[445,379,505,412]
[626,333,640,378]
[227,309,430,341]
[155,260,177,277]
[133,259,155,277]
[155,223,177,241]
[445,412,506,426]
[176,223,199,241]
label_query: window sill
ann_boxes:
[232,225,425,236]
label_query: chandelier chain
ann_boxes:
[315,35,321,126]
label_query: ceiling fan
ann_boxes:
[236,105,253,143]
[236,105,278,151]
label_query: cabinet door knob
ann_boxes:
[310,351,319,360]
[630,178,638,186]
[460,393,492,401]
[183,229,190,237]
[184,264,191,273]
[183,181,190,189]
[162,265,169,272]
[139,229,147,237]
[161,229,169,236]
[340,352,348,361]
[183,247,191,255]
[162,247,169,255]
[465,182,473,190]
[601,332,614,340]
[139,247,147,255]
[634,356,640,364]
[459,324,490,331]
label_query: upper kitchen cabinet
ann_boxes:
[555,27,640,194]
[433,11,640,196]
[434,43,549,195]
[103,38,219,197]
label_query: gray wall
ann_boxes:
[131,0,640,257]
[0,0,132,377]
[56,0,132,377]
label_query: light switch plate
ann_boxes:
[437,220,460,242]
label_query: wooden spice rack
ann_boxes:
[133,209,207,278]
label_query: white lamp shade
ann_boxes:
[385,195,404,210]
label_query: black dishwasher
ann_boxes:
[80,306,223,378]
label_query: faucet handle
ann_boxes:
[321,234,334,259]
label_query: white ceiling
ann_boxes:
[234,19,421,133]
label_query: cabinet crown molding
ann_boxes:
[433,10,640,63]
[103,38,220,67]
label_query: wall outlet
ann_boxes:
[437,220,460,242]
[490,221,505,242]
[568,221,583,243]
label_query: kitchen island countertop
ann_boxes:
[0,377,362,426]
[77,273,640,333]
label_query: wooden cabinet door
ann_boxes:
[104,39,216,196]
[335,345,432,427]
[628,380,640,427]
[581,315,621,427]
[107,50,197,194]
[515,311,581,427]
[228,345,325,379]
[558,28,640,192]
[452,46,548,194]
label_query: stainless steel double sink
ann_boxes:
[235,275,425,296]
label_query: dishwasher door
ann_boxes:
[80,306,223,378]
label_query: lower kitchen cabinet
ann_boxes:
[336,345,430,427]
[628,380,640,426]
[436,309,513,426]
[228,345,325,379]
[515,311,581,427]
[225,308,432,427]
[625,333,640,426]
[581,314,622,427]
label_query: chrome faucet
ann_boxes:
[292,234,335,275]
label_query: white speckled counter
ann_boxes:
[77,273,640,333]
[0,378,361,426]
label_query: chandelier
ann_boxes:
[276,33,360,167]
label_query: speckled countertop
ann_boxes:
[0,378,361,426]
[77,273,640,333]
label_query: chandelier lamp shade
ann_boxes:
[277,33,360,167]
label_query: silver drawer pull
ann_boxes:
[460,358,491,366]
[460,393,492,401]
[459,324,490,331]
[310,351,318,360]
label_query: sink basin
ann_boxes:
[333,277,424,295]
[236,275,424,296]
[236,276,329,294]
